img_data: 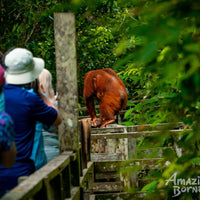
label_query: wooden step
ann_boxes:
[95,172,120,182]
[90,191,147,200]
[93,181,124,193]
[65,186,80,200]
[91,153,123,161]
[94,159,162,174]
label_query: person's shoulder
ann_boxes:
[4,84,37,98]
[23,89,42,103]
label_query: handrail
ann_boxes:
[1,120,189,200]
[1,119,94,200]
[91,129,191,140]
[1,151,83,200]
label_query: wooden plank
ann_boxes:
[91,129,190,140]
[80,162,94,187]
[1,180,44,200]
[71,187,80,200]
[94,159,162,173]
[80,162,94,197]
[94,191,147,200]
[40,153,71,181]
[1,153,72,200]
[71,152,81,187]
[18,176,28,184]
[93,182,124,193]
[91,122,185,134]
[128,137,137,187]
[94,161,122,173]
[62,165,71,198]
[91,147,173,161]
[54,12,79,152]
[95,173,120,181]
[137,147,173,158]
[89,195,96,200]
[44,175,61,200]
[65,187,80,200]
[79,118,91,169]
[91,131,152,139]
[91,153,123,161]
[62,151,76,161]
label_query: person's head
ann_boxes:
[4,48,44,85]
[38,69,55,102]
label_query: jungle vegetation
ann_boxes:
[1,0,200,199]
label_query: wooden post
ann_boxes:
[54,13,79,152]
[128,127,138,188]
[80,118,91,169]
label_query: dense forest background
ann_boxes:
[1,0,200,198]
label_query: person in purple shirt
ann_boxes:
[0,48,62,194]
[0,61,16,198]
[0,63,16,169]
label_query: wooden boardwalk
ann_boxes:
[1,119,189,200]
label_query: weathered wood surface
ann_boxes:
[91,129,190,140]
[89,195,96,200]
[91,153,123,161]
[95,173,120,181]
[89,122,188,197]
[80,161,94,187]
[65,187,80,200]
[93,182,124,193]
[91,122,186,134]
[79,118,91,169]
[91,124,129,162]
[1,152,72,200]
[1,150,94,200]
[92,191,147,200]
[54,12,79,152]
[137,147,173,158]
[94,159,162,173]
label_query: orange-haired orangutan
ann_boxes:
[83,68,128,128]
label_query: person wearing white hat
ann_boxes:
[0,48,62,193]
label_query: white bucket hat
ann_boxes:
[4,48,44,85]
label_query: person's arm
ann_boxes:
[0,141,16,168]
[39,92,62,127]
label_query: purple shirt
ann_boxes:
[0,111,14,151]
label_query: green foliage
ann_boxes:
[76,1,129,101]
[1,0,200,198]
[1,0,58,88]
[114,0,200,198]
[141,180,158,196]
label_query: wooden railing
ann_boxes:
[1,150,94,200]
[1,119,94,200]
[89,121,190,197]
[1,118,190,200]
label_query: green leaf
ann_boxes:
[177,154,194,165]
[127,101,135,106]
[142,180,158,196]
[124,108,134,119]
[162,148,177,161]
[190,157,200,165]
